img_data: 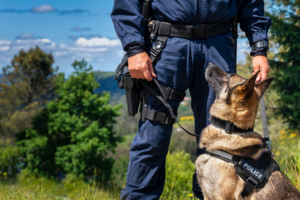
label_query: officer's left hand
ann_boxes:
[252,56,271,83]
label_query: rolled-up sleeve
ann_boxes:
[237,0,271,45]
[111,0,145,50]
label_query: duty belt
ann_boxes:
[149,19,232,40]
[149,19,233,65]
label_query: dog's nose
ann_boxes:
[206,63,217,76]
[208,62,214,67]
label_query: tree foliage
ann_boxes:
[0,46,58,139]
[266,0,300,131]
[17,60,122,183]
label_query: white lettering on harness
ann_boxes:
[242,162,264,181]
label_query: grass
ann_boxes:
[0,174,197,200]
[0,171,120,200]
[1,135,300,200]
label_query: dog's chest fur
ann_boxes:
[195,125,264,200]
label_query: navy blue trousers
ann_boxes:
[121,32,235,200]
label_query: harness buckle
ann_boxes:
[246,177,258,187]
[241,177,258,197]
[155,40,166,50]
[266,139,271,151]
[225,121,234,134]
[266,139,276,157]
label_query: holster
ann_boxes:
[123,72,141,116]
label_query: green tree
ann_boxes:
[17,60,122,183]
[266,0,300,131]
[0,46,58,139]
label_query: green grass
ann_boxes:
[0,170,120,200]
[0,173,197,200]
[1,136,300,200]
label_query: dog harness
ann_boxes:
[206,149,280,197]
[207,116,280,197]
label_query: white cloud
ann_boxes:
[0,40,11,45]
[0,46,9,51]
[0,37,123,73]
[31,5,56,13]
[75,37,121,47]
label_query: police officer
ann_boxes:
[111,0,271,199]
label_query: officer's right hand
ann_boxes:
[128,52,156,81]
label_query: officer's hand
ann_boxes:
[252,56,271,83]
[128,52,156,81]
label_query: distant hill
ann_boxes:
[93,71,125,103]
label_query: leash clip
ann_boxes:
[266,139,276,157]
[266,139,271,151]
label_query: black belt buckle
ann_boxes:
[193,24,206,39]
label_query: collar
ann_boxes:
[210,116,254,134]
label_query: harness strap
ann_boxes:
[206,149,240,165]
[150,36,168,65]
[241,177,258,197]
[160,85,185,102]
[206,149,259,197]
[210,116,254,134]
[139,79,201,137]
[141,106,175,125]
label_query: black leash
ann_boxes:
[139,79,201,138]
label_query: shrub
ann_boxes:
[16,60,122,183]
[0,140,20,180]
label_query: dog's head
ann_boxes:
[205,62,274,129]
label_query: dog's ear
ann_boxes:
[255,77,275,97]
[237,71,259,98]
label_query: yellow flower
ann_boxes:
[288,133,297,139]
[189,194,194,197]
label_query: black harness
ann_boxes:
[206,149,280,197]
[207,115,280,197]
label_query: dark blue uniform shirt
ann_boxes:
[111,0,271,51]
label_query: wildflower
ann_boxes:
[189,194,194,197]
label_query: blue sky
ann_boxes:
[0,0,250,74]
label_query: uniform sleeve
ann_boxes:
[237,0,271,45]
[111,0,146,50]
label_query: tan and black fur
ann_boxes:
[195,63,300,200]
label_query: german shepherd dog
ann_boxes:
[195,63,300,200]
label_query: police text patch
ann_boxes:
[241,160,265,182]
